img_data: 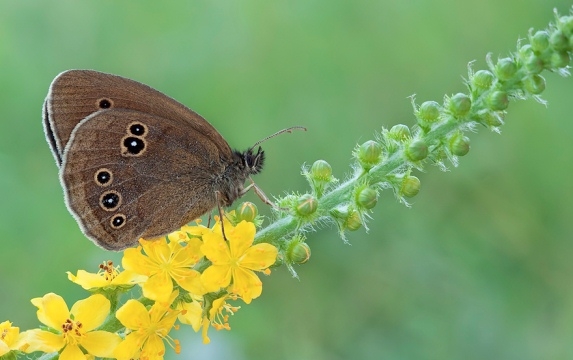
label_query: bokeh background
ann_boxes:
[1,0,573,359]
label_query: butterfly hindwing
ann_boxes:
[61,108,223,250]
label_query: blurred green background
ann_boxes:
[1,0,573,359]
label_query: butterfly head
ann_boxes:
[241,146,265,175]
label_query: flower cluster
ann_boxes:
[2,214,278,360]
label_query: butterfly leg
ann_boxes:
[243,178,290,210]
[214,191,229,240]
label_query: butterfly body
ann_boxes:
[44,70,264,250]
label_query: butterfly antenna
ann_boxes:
[249,126,307,151]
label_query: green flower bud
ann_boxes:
[530,30,550,52]
[388,124,411,141]
[449,134,470,156]
[448,93,471,117]
[523,74,546,95]
[345,210,362,231]
[550,30,569,51]
[406,139,428,162]
[487,91,509,111]
[558,15,573,36]
[519,44,533,58]
[550,50,570,69]
[296,194,318,216]
[494,57,517,81]
[417,101,441,126]
[310,160,332,181]
[355,186,378,210]
[286,240,311,264]
[400,175,421,198]
[356,140,382,170]
[236,202,258,223]
[480,111,503,128]
[330,206,362,231]
[472,70,494,90]
[524,54,544,74]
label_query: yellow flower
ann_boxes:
[200,294,240,344]
[122,236,205,301]
[26,293,121,360]
[0,321,31,356]
[114,295,180,360]
[67,260,147,291]
[200,220,278,304]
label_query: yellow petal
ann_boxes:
[228,221,256,259]
[25,329,64,353]
[181,224,209,237]
[14,330,35,353]
[239,243,278,270]
[112,269,148,286]
[116,299,151,330]
[67,270,107,289]
[167,230,190,243]
[201,232,231,265]
[0,321,19,347]
[171,269,205,295]
[171,238,203,266]
[201,317,211,344]
[60,344,86,360]
[122,247,157,276]
[155,308,180,337]
[82,330,122,357]
[141,334,166,360]
[70,294,110,332]
[231,267,263,304]
[114,332,143,360]
[31,293,69,330]
[200,265,232,292]
[177,301,203,332]
[142,272,173,301]
[0,340,9,356]
[140,238,171,265]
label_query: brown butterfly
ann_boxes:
[43,70,302,250]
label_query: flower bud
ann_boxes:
[524,54,544,74]
[345,210,362,231]
[330,206,362,231]
[487,91,509,111]
[296,194,318,216]
[417,101,441,126]
[406,139,428,162]
[449,134,470,157]
[494,58,517,81]
[550,30,569,51]
[388,124,411,141]
[286,240,311,265]
[310,160,332,182]
[472,70,494,90]
[523,74,546,95]
[356,140,382,170]
[448,93,471,117]
[558,15,573,36]
[550,50,570,69]
[236,202,258,223]
[530,30,550,52]
[400,175,421,198]
[480,111,503,128]
[355,186,378,210]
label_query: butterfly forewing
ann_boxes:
[44,69,232,167]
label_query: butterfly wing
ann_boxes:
[44,69,231,166]
[61,108,224,250]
